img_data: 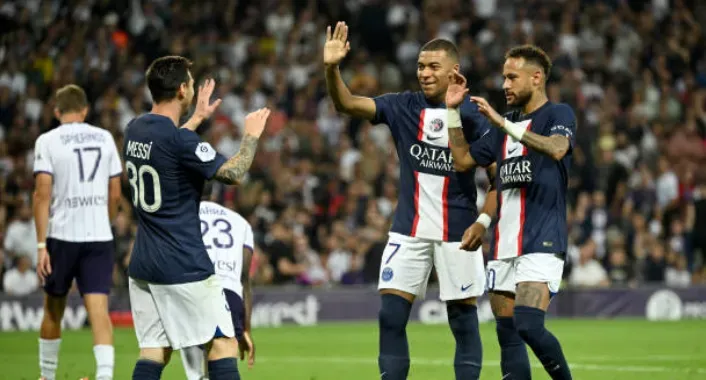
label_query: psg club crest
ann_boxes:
[381,267,394,282]
[430,118,444,132]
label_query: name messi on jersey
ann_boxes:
[410,144,454,172]
[499,157,533,186]
[125,140,153,160]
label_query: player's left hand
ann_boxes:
[193,78,222,121]
[470,96,505,128]
[37,247,51,285]
[445,70,468,109]
[460,222,485,251]
[238,331,256,368]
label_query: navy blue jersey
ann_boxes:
[470,102,576,259]
[373,91,491,242]
[123,114,227,284]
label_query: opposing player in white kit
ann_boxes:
[181,198,256,380]
[324,22,494,379]
[33,84,122,380]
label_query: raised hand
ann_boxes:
[243,108,271,139]
[470,96,505,127]
[193,78,222,121]
[324,21,351,67]
[446,71,469,109]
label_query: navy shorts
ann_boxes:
[224,289,245,340]
[44,238,114,297]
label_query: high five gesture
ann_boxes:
[324,22,351,67]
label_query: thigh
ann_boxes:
[224,289,245,341]
[76,241,114,295]
[44,238,80,297]
[377,233,434,299]
[433,241,486,301]
[129,277,169,349]
[151,276,235,350]
[515,254,565,310]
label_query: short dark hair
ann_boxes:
[55,84,88,114]
[420,39,459,61]
[505,45,552,78]
[146,56,192,104]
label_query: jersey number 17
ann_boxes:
[126,161,162,212]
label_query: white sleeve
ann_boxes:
[108,134,123,177]
[33,135,53,175]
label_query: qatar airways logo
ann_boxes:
[499,157,533,186]
[409,144,454,172]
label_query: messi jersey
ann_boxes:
[470,102,577,259]
[372,91,491,242]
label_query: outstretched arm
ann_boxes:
[213,108,270,185]
[324,22,376,120]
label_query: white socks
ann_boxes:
[93,344,114,380]
[39,338,61,380]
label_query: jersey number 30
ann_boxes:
[126,162,162,212]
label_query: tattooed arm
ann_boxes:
[213,135,259,185]
[447,110,478,172]
[520,133,570,161]
[213,108,271,185]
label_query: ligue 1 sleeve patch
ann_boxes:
[195,142,217,162]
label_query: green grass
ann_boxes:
[2,320,706,379]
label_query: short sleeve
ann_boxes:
[371,93,399,126]
[107,134,123,177]
[460,99,493,143]
[33,135,53,175]
[176,128,227,180]
[549,104,577,148]
[469,128,498,168]
[243,224,254,252]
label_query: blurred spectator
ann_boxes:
[4,200,37,266]
[569,240,610,288]
[3,256,38,296]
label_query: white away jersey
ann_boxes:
[33,122,122,242]
[200,201,254,298]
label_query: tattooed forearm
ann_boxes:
[448,128,469,148]
[214,135,259,185]
[520,132,570,161]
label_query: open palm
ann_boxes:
[324,21,351,66]
[446,71,469,108]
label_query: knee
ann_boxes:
[513,311,543,341]
[446,301,477,330]
[379,294,411,332]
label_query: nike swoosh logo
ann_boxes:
[381,372,387,378]
[481,130,490,137]
[509,146,518,154]
[501,374,511,380]
[461,284,473,291]
[427,135,442,141]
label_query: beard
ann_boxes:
[508,88,533,108]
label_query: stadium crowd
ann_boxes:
[0,0,705,296]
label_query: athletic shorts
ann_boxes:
[486,253,565,296]
[44,238,114,296]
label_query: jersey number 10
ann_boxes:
[126,161,162,212]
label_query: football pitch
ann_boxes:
[2,320,705,379]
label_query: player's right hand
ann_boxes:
[243,108,271,139]
[324,22,351,67]
[446,70,469,109]
[460,222,485,251]
[37,247,51,285]
[193,78,222,121]
[238,331,256,369]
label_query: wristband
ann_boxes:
[37,242,46,249]
[448,107,462,129]
[476,213,491,229]
[503,119,527,141]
